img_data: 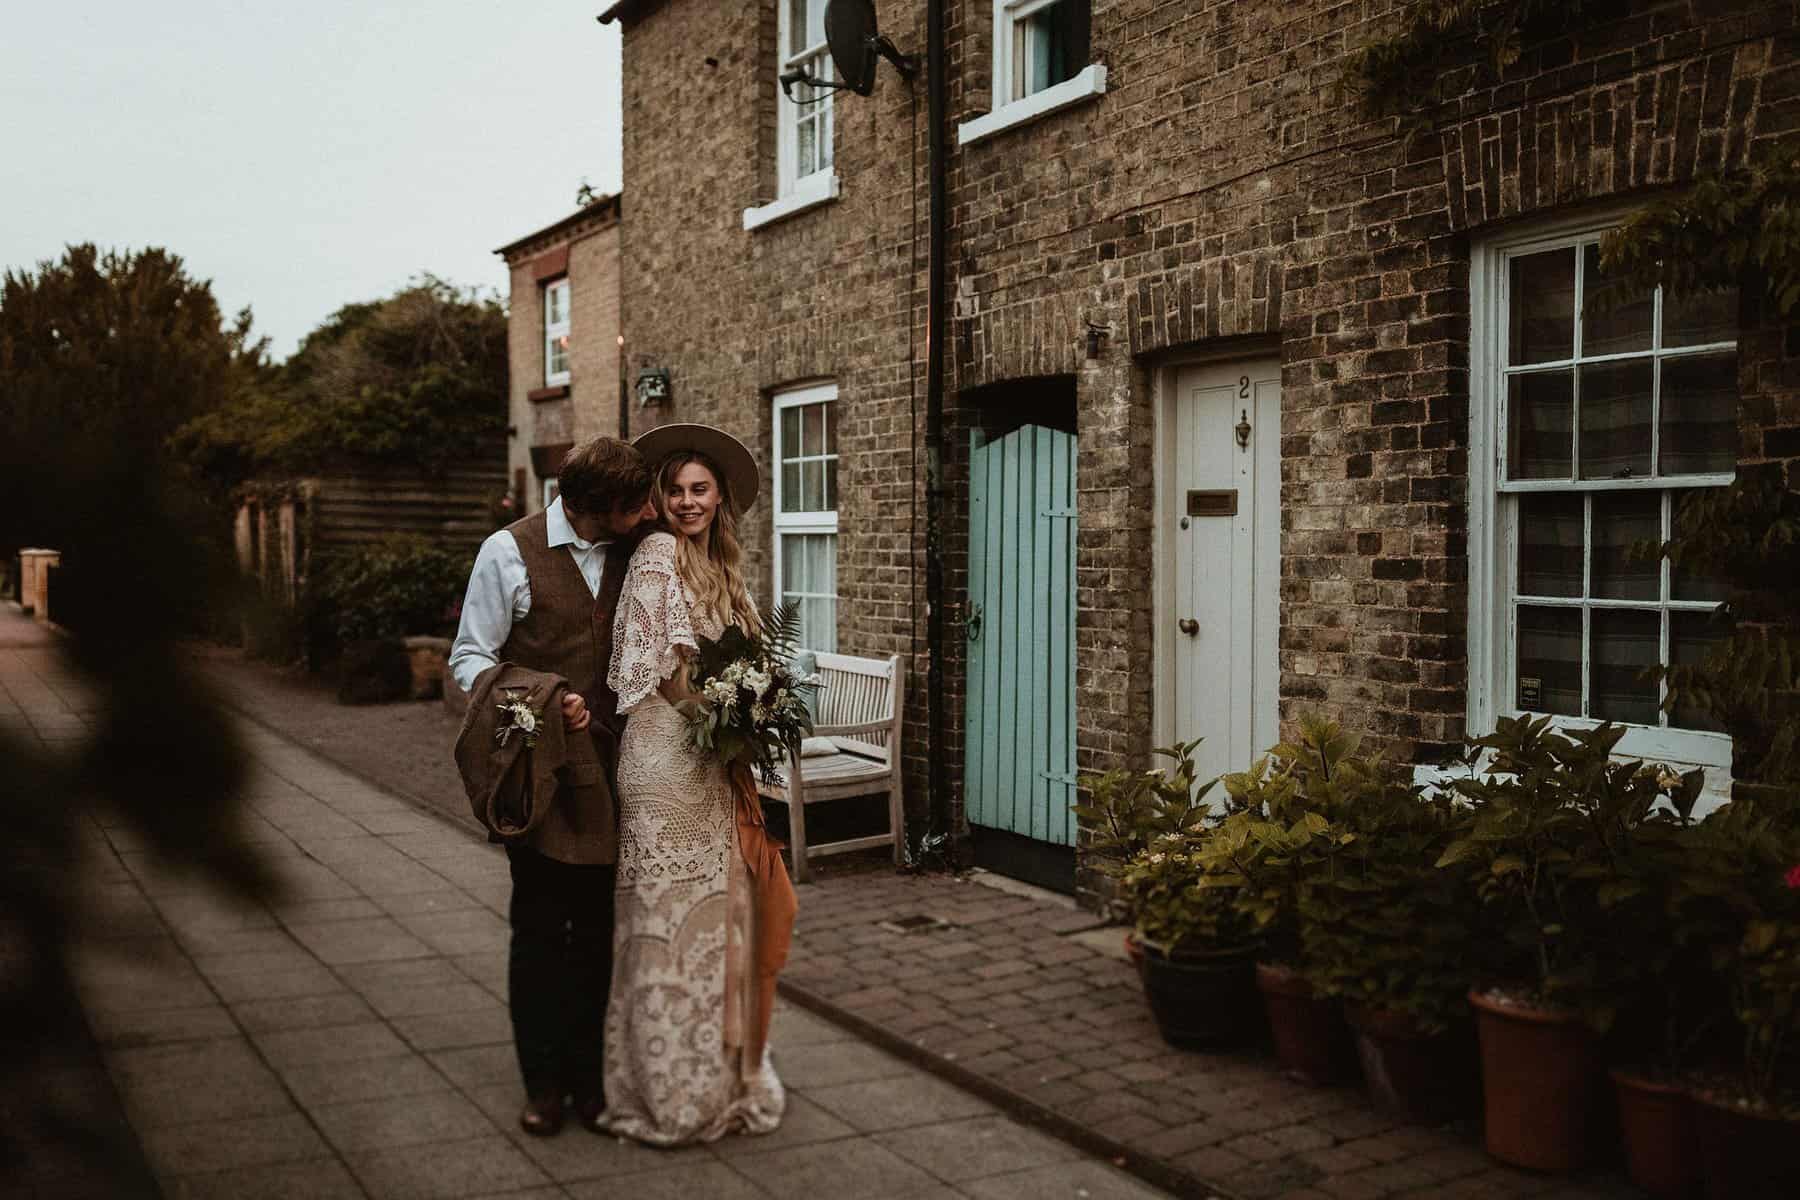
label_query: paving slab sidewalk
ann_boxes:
[4,613,1172,1200]
[182,646,1650,1200]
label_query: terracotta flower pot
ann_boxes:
[1136,940,1262,1050]
[1344,1004,1477,1123]
[1611,1068,1700,1199]
[1468,989,1602,1171]
[1692,1089,1800,1200]
[1255,963,1355,1085]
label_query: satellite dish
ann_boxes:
[825,0,879,96]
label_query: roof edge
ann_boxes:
[492,194,622,259]
[597,0,662,25]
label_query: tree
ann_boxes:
[176,276,508,483]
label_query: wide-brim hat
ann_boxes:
[632,423,761,513]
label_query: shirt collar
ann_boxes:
[546,496,605,552]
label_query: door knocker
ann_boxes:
[1235,408,1252,449]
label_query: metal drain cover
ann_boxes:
[877,914,953,935]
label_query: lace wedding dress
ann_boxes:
[601,531,784,1144]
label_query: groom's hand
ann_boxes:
[561,692,591,733]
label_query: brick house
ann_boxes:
[496,195,626,516]
[599,0,1800,897]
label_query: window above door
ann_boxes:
[745,0,842,231]
[959,0,1105,146]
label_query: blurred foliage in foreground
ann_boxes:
[0,243,274,1195]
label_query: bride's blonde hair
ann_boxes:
[654,451,758,635]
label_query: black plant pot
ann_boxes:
[1136,939,1263,1050]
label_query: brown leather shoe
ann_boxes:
[519,1093,565,1137]
[574,1095,605,1132]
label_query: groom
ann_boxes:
[449,437,657,1136]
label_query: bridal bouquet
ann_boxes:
[678,605,818,786]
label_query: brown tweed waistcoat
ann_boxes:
[494,510,635,863]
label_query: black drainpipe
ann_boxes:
[924,0,950,853]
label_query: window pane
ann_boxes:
[824,456,838,510]
[1591,609,1660,725]
[1021,0,1083,96]
[798,120,817,178]
[802,403,824,457]
[1517,494,1583,598]
[1664,286,1738,348]
[1507,371,1573,479]
[1659,352,1737,476]
[781,407,801,462]
[1579,359,1653,480]
[807,596,836,653]
[824,401,838,454]
[1670,610,1728,732]
[788,0,808,55]
[781,535,809,593]
[1671,499,1729,601]
[1516,606,1582,716]
[803,460,825,511]
[1581,244,1652,357]
[1509,249,1576,365]
[781,462,801,513]
[1591,492,1661,601]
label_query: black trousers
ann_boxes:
[505,845,615,1100]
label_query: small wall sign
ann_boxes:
[1519,676,1543,710]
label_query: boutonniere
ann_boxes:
[494,689,542,749]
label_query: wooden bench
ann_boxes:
[757,651,905,883]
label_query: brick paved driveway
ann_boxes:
[781,870,1641,1200]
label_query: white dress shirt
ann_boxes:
[448,497,613,694]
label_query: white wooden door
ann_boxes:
[1171,359,1281,786]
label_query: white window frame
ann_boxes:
[772,382,840,653]
[543,278,571,387]
[1468,210,1737,785]
[959,0,1105,147]
[746,0,843,231]
[777,0,833,197]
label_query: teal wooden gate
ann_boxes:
[964,425,1077,846]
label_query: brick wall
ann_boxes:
[612,0,1800,894]
[500,203,623,514]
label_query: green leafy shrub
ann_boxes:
[1438,717,1704,1030]
[1073,735,1218,885]
[314,535,473,645]
[1203,716,1364,965]
[1291,730,1478,1033]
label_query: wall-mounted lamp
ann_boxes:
[1084,320,1111,359]
[634,366,672,408]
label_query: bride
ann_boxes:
[601,423,788,1144]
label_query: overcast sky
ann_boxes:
[1,1,622,359]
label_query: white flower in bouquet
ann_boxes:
[721,660,747,684]
[751,703,769,724]
[703,678,738,707]
[744,668,773,699]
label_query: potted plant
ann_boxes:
[1589,778,1735,1199]
[1300,757,1481,1121]
[1074,735,1221,967]
[1439,716,1700,1172]
[1206,716,1362,1084]
[1688,799,1800,1200]
[1117,830,1264,1050]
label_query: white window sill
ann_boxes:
[1413,717,1733,817]
[957,64,1107,147]
[743,173,841,231]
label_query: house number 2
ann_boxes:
[1238,375,1250,399]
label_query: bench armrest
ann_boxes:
[810,719,893,738]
